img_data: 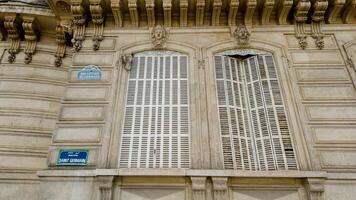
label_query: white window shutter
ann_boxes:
[215,54,297,171]
[119,51,190,169]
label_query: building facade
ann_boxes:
[0,0,356,199]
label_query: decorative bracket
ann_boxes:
[22,16,39,64]
[191,177,207,200]
[90,0,105,50]
[151,25,169,48]
[233,25,250,47]
[306,178,325,200]
[71,0,87,52]
[0,21,7,41]
[294,0,311,49]
[97,176,114,200]
[121,54,133,71]
[54,24,67,67]
[212,177,228,200]
[311,0,328,49]
[4,14,23,63]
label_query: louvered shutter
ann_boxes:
[215,53,297,170]
[119,51,190,168]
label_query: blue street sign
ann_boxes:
[77,65,102,80]
[56,149,89,166]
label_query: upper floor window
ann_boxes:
[214,50,298,170]
[119,51,190,168]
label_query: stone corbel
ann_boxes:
[232,25,250,47]
[212,0,222,26]
[128,0,139,26]
[146,0,155,27]
[245,0,257,25]
[311,0,328,49]
[212,177,228,200]
[294,0,311,49]
[260,0,274,24]
[0,21,7,41]
[90,0,105,51]
[151,25,169,48]
[163,0,172,26]
[306,178,325,200]
[121,54,133,71]
[111,0,123,27]
[180,0,188,26]
[22,16,40,64]
[342,0,356,24]
[191,177,207,200]
[71,0,87,52]
[97,176,114,200]
[4,14,23,63]
[227,0,239,26]
[196,0,205,26]
[54,24,67,67]
[277,0,293,25]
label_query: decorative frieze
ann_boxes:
[233,25,250,46]
[311,0,328,49]
[191,177,207,200]
[294,0,311,49]
[212,177,228,200]
[90,0,105,50]
[71,0,87,52]
[4,14,23,63]
[151,25,169,48]
[22,16,39,64]
[306,178,325,200]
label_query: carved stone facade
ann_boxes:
[0,0,356,200]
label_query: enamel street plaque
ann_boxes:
[56,149,89,166]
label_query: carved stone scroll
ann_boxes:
[212,0,222,26]
[196,0,205,26]
[71,0,87,52]
[163,0,172,26]
[212,177,228,200]
[311,0,328,49]
[277,0,293,24]
[90,0,105,50]
[4,14,22,63]
[342,0,356,23]
[180,0,188,26]
[121,54,133,71]
[22,16,39,64]
[111,0,123,27]
[151,25,169,48]
[228,0,239,26]
[261,0,274,24]
[326,0,345,23]
[191,177,207,200]
[306,178,325,200]
[146,0,155,26]
[128,0,139,26]
[294,0,311,49]
[233,25,250,46]
[245,0,257,25]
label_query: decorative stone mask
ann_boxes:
[151,25,168,48]
[233,25,250,46]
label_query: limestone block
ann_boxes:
[0,115,57,130]
[0,65,67,82]
[306,105,356,121]
[54,126,102,143]
[73,53,114,66]
[232,189,301,200]
[295,67,350,82]
[65,86,110,101]
[320,150,356,169]
[291,51,344,65]
[59,106,105,121]
[325,182,356,200]
[0,80,65,98]
[300,85,355,100]
[0,154,47,169]
[0,131,51,147]
[120,188,185,200]
[0,97,61,113]
[0,183,39,200]
[312,126,356,144]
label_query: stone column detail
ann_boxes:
[212,177,228,200]
[97,176,114,200]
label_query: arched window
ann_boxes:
[214,50,298,170]
[119,51,190,168]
